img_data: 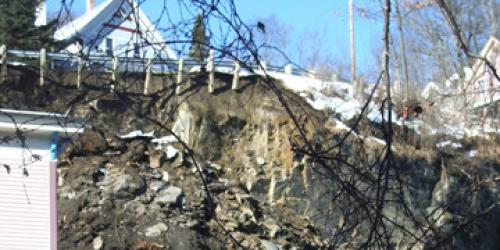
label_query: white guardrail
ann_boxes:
[0,45,309,93]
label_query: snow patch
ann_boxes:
[118,130,154,139]
[465,150,478,158]
[151,135,178,144]
[165,145,179,160]
[436,140,462,149]
[306,92,361,120]
[333,119,351,131]
[256,157,266,166]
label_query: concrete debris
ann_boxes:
[93,236,103,250]
[145,223,168,237]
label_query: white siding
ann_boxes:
[0,136,53,250]
[99,12,166,58]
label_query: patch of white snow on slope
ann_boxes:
[436,140,462,149]
[306,92,361,120]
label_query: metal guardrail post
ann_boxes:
[144,58,152,95]
[112,56,119,82]
[232,61,240,90]
[208,50,215,93]
[77,56,83,89]
[0,45,7,82]
[175,58,183,95]
[40,48,47,86]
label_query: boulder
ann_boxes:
[145,222,168,237]
[156,186,183,206]
[151,170,163,180]
[261,240,279,250]
[150,181,165,192]
[104,168,146,199]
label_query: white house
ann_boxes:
[465,35,500,109]
[46,0,177,59]
[0,109,84,250]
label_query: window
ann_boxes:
[133,43,141,58]
[476,79,486,101]
[105,38,113,56]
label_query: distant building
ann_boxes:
[421,81,443,102]
[465,35,500,109]
[50,0,176,59]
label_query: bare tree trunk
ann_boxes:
[435,0,499,82]
[383,0,392,142]
[349,0,358,100]
[395,0,409,101]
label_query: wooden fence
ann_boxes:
[0,45,308,94]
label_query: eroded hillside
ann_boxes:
[1,67,499,249]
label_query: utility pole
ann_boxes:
[349,0,358,101]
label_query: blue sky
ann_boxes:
[235,0,382,70]
[46,0,382,75]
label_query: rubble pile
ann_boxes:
[0,70,498,249]
[57,128,325,249]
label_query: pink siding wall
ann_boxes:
[0,161,51,249]
[0,141,55,249]
[467,38,500,108]
[50,162,57,250]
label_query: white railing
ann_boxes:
[0,45,309,94]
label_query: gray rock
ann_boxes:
[261,240,279,250]
[99,167,146,200]
[145,222,168,237]
[208,162,222,171]
[111,173,146,199]
[151,170,163,179]
[156,186,183,206]
[123,200,147,216]
[184,219,199,228]
[150,181,165,192]
[139,191,155,204]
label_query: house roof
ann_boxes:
[54,0,176,58]
[468,35,499,82]
[0,109,85,135]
